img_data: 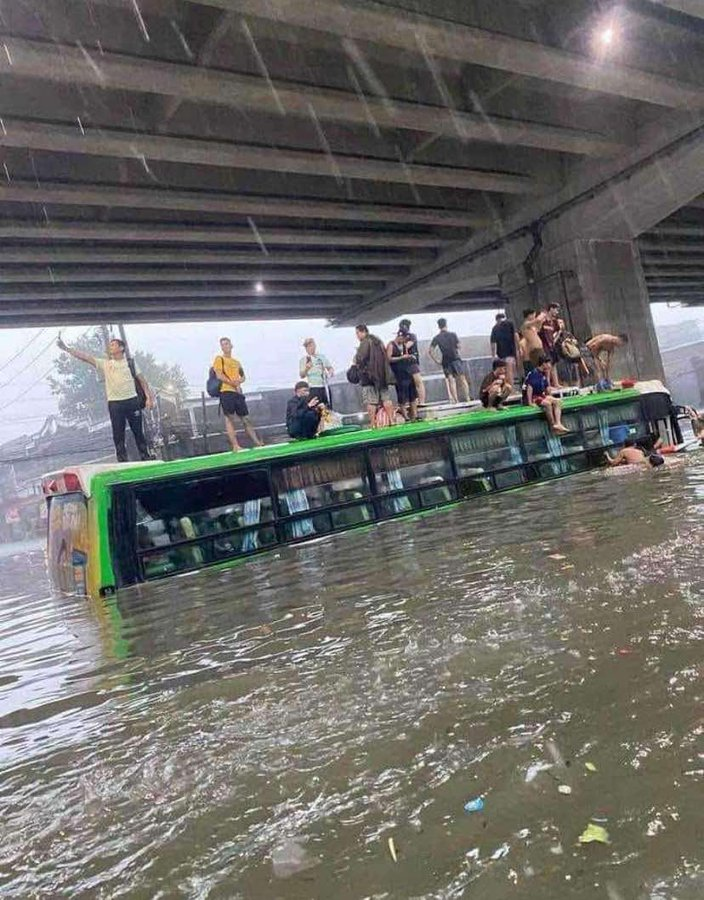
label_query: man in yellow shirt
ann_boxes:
[57,335,154,462]
[213,337,263,451]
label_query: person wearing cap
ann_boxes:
[490,312,521,388]
[299,338,334,407]
[398,318,426,405]
[286,381,324,440]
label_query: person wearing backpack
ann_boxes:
[56,335,154,462]
[210,337,263,451]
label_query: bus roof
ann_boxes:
[42,386,651,498]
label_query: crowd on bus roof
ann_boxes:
[56,309,704,461]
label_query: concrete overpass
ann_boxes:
[0,0,704,379]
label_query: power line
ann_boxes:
[0,326,93,415]
[0,332,58,391]
[0,328,47,374]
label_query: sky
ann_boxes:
[0,304,703,446]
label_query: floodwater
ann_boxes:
[1,456,703,900]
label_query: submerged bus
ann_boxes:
[43,383,676,600]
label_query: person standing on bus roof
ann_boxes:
[299,337,334,407]
[56,335,153,463]
[213,337,263,451]
[398,318,426,405]
[490,312,521,388]
[585,333,629,384]
[429,318,471,403]
[353,324,396,428]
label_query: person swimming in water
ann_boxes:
[604,437,664,468]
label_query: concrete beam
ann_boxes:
[0,268,392,285]
[643,267,704,276]
[0,222,447,248]
[340,114,704,324]
[645,1,704,18]
[0,285,363,301]
[211,0,704,109]
[0,307,348,325]
[0,119,537,195]
[0,248,427,266]
[0,181,482,228]
[647,224,704,237]
[640,242,704,254]
[0,37,625,157]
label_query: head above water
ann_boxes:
[294,380,309,396]
[437,317,448,330]
[108,338,126,359]
[219,336,233,355]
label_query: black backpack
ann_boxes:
[206,356,224,398]
[127,357,147,410]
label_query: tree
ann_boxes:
[48,329,189,424]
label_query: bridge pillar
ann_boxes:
[500,238,664,383]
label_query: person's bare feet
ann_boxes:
[552,424,570,435]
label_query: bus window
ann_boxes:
[370,439,454,513]
[48,494,88,595]
[272,452,372,538]
[452,426,524,473]
[134,469,276,576]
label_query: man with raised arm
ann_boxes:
[57,334,154,462]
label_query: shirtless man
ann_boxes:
[520,308,546,373]
[604,438,648,467]
[586,333,628,383]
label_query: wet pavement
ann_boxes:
[0,453,703,899]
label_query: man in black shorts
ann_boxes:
[429,318,471,403]
[398,318,426,405]
[213,337,263,451]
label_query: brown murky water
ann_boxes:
[1,455,703,899]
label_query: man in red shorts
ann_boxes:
[522,356,569,434]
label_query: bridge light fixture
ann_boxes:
[599,25,615,46]
[254,280,265,294]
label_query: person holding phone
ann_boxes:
[299,338,334,407]
[56,333,154,462]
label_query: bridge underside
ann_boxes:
[1,0,704,327]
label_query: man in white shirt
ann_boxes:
[57,335,154,462]
[299,337,334,407]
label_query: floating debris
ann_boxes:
[464,796,484,813]
[585,761,598,773]
[387,836,398,862]
[558,784,573,795]
[491,843,510,860]
[548,553,567,560]
[525,761,552,782]
[578,823,610,845]
[271,837,317,878]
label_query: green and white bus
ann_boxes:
[43,383,672,600]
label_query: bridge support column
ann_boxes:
[500,239,664,382]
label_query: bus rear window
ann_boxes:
[48,494,88,595]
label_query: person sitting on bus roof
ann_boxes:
[286,381,323,441]
[479,359,511,410]
[522,356,570,435]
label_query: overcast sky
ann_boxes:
[0,304,703,446]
